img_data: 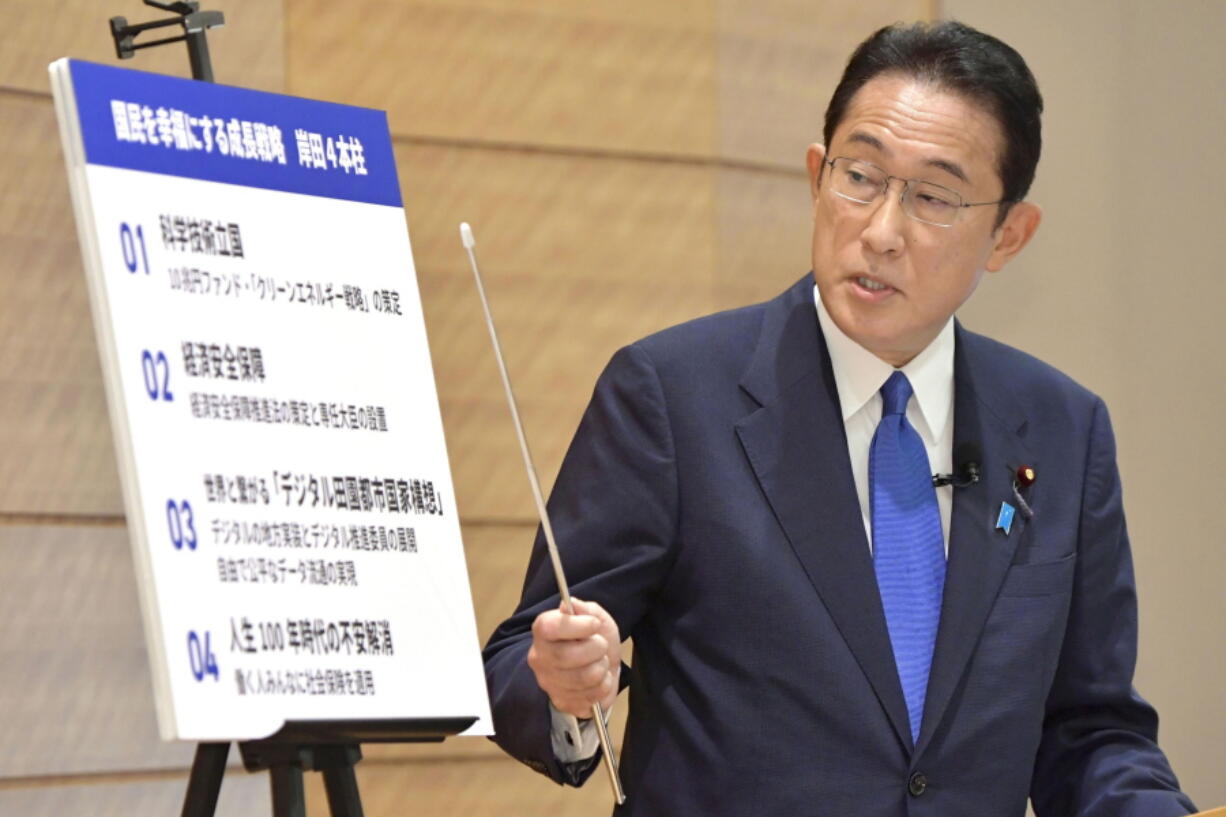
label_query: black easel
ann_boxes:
[102,8,481,816]
[179,717,477,817]
[109,0,225,82]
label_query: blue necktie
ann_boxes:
[870,371,945,744]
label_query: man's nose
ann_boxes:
[861,182,907,256]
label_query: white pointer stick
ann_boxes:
[459,222,626,805]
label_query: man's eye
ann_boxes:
[846,170,874,185]
[916,193,955,208]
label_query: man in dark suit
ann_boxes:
[483,21,1195,816]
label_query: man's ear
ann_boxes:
[986,201,1042,272]
[806,143,827,203]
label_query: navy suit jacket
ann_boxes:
[483,275,1194,816]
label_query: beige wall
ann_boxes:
[3,0,1221,814]
[942,0,1226,809]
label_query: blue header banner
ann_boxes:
[69,60,403,208]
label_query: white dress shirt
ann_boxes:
[550,284,957,762]
[814,286,955,555]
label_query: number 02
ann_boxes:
[141,350,173,401]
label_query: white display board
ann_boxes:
[50,58,492,741]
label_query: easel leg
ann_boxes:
[181,742,230,817]
[318,745,364,817]
[237,739,368,817]
[269,763,307,817]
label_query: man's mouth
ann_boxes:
[852,275,896,295]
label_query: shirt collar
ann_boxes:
[813,284,954,442]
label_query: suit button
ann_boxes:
[908,772,928,797]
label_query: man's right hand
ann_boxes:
[527,597,621,719]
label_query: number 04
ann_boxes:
[187,630,219,681]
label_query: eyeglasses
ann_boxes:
[822,157,1009,227]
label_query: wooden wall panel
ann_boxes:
[716,0,930,168]
[0,94,121,517]
[0,525,193,776]
[0,773,269,817]
[713,165,813,312]
[1,0,285,94]
[464,523,538,645]
[286,0,718,155]
[398,143,719,521]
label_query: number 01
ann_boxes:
[119,222,150,274]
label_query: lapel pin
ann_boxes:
[996,501,1016,535]
[1011,464,1036,519]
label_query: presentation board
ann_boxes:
[50,58,492,741]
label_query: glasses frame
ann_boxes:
[822,157,1011,227]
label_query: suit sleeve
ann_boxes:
[1030,398,1196,817]
[482,343,679,786]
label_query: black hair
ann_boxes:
[823,21,1043,224]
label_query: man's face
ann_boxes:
[807,74,1040,366]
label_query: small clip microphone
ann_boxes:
[933,442,982,488]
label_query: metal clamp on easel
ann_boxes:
[109,0,225,82]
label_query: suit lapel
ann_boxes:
[917,325,1036,754]
[734,278,913,752]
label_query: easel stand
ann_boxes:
[109,0,225,82]
[180,717,477,817]
[99,8,483,816]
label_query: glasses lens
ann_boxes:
[830,158,884,204]
[905,182,962,226]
